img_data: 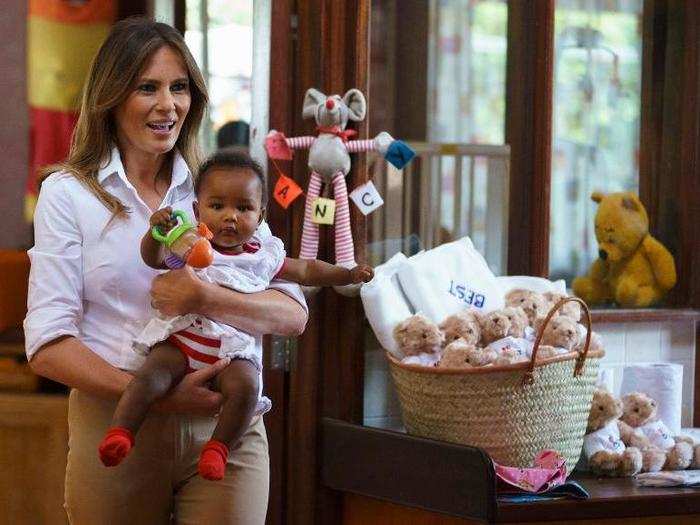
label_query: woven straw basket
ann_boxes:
[386,297,604,468]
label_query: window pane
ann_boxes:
[363,0,508,430]
[549,0,643,284]
[185,0,253,153]
[428,0,507,144]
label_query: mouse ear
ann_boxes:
[303,88,326,120]
[343,88,366,121]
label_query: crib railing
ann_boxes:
[366,142,510,275]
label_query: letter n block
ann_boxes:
[311,197,336,225]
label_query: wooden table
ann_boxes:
[323,419,700,524]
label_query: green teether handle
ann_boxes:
[151,210,192,246]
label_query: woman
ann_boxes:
[24,18,306,524]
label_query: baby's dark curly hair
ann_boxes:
[195,147,268,207]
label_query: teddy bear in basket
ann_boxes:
[618,392,700,472]
[435,304,577,369]
[584,388,642,477]
[392,314,443,366]
[395,289,602,369]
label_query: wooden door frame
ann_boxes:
[267,1,370,524]
[504,0,555,277]
[288,3,371,524]
[639,0,700,310]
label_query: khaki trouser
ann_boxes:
[64,389,269,524]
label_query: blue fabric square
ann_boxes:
[385,140,415,169]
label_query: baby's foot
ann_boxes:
[198,440,229,481]
[98,427,135,467]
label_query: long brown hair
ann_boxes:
[41,17,208,218]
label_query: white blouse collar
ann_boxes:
[97,145,192,189]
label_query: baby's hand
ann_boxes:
[349,264,374,284]
[150,207,177,231]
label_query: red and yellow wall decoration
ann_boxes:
[26,0,115,221]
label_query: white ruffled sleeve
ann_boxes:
[24,175,84,360]
[255,222,308,314]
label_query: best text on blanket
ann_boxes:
[448,280,486,308]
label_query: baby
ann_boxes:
[98,148,373,480]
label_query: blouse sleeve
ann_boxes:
[24,175,84,361]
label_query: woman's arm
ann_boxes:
[30,336,132,398]
[149,266,308,336]
[31,335,228,415]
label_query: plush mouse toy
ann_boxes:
[266,88,415,295]
[584,389,642,477]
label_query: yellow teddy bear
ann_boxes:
[572,192,676,308]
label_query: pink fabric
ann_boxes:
[299,172,323,259]
[345,139,376,153]
[286,135,315,149]
[331,173,355,265]
[493,450,567,493]
[265,133,294,160]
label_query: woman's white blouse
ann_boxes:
[24,147,307,371]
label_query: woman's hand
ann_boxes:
[154,358,230,416]
[150,266,205,316]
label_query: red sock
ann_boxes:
[198,440,229,481]
[98,427,135,467]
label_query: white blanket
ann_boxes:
[360,252,413,358]
[396,237,504,323]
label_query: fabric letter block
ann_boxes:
[350,181,384,215]
[385,140,416,170]
[273,175,303,209]
[311,197,336,225]
[265,132,293,160]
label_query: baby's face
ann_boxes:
[194,168,263,252]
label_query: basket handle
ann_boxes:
[522,296,592,386]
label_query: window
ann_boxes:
[549,0,643,284]
[184,0,254,153]
[428,0,507,144]
[364,0,509,430]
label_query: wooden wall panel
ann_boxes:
[0,394,69,525]
[281,2,371,524]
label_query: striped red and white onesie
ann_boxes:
[134,235,286,415]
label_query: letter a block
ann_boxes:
[273,175,303,209]
[311,197,336,225]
